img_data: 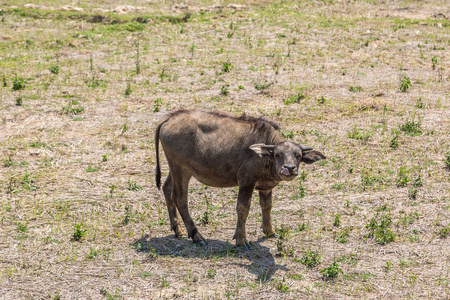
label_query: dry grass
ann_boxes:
[0,0,449,299]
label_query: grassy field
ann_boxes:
[0,0,449,299]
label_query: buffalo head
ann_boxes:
[250,142,326,181]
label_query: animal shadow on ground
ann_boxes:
[132,235,286,282]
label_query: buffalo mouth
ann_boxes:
[279,168,298,180]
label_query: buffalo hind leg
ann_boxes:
[170,166,206,246]
[259,190,278,238]
[162,173,186,237]
[233,185,255,251]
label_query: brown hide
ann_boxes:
[155,109,326,250]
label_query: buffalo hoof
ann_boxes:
[235,245,250,252]
[245,241,254,250]
[196,240,207,247]
[265,233,280,239]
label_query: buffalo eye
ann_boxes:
[275,153,282,158]
[295,152,301,158]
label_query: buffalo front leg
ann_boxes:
[259,190,277,238]
[162,173,186,237]
[233,185,255,251]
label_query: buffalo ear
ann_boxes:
[301,150,326,164]
[249,143,274,159]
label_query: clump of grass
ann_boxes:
[87,248,98,259]
[444,151,450,170]
[415,97,425,109]
[431,56,438,70]
[333,213,341,227]
[408,188,418,200]
[299,250,321,268]
[124,82,132,96]
[283,92,306,105]
[389,134,399,150]
[439,226,450,239]
[220,84,229,96]
[123,204,132,225]
[128,180,142,191]
[221,61,232,73]
[254,80,273,90]
[281,131,294,138]
[396,166,409,187]
[49,65,60,74]
[317,96,326,104]
[320,262,343,280]
[12,76,26,91]
[274,277,289,293]
[153,98,162,112]
[336,227,353,243]
[17,223,28,232]
[348,127,371,140]
[365,214,395,245]
[16,96,23,106]
[349,86,363,92]
[62,100,84,116]
[399,119,422,136]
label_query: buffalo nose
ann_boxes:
[284,164,296,171]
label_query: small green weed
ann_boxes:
[408,188,418,200]
[399,120,422,136]
[206,269,216,279]
[399,212,420,227]
[349,86,363,92]
[72,223,87,242]
[366,214,395,245]
[415,97,425,109]
[15,96,23,106]
[274,278,289,293]
[220,84,229,96]
[320,262,343,280]
[412,175,423,187]
[128,180,142,191]
[348,128,371,140]
[123,205,132,225]
[444,152,450,169]
[49,65,60,74]
[317,96,326,104]
[284,92,306,105]
[336,227,353,243]
[333,213,340,227]
[87,248,98,259]
[124,82,132,96]
[389,134,399,149]
[399,75,412,92]
[439,226,450,239]
[384,261,393,272]
[431,56,437,70]
[17,223,28,232]
[221,61,232,73]
[153,98,163,112]
[281,131,294,138]
[396,166,409,187]
[62,100,84,116]
[299,250,321,268]
[86,165,99,173]
[254,81,273,90]
[12,77,26,91]
[276,224,290,240]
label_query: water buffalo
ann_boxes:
[155,109,326,251]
